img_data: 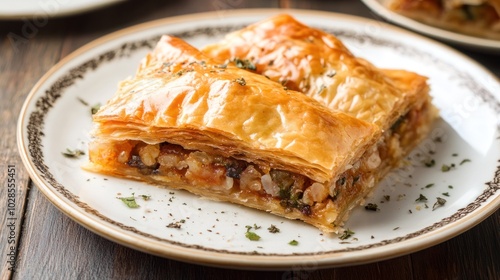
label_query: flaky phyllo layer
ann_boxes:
[86,15,437,233]
[203,13,438,189]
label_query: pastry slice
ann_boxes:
[85,35,383,233]
[386,0,500,39]
[203,14,438,177]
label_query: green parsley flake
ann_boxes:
[245,225,261,241]
[77,97,89,106]
[288,240,299,246]
[415,194,428,202]
[141,195,151,201]
[424,159,435,167]
[425,183,435,188]
[460,159,471,165]
[245,231,261,241]
[339,229,355,240]
[91,103,101,115]
[441,164,455,172]
[62,148,85,158]
[118,194,140,208]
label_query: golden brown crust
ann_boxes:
[202,14,420,129]
[387,0,500,39]
[91,35,379,183]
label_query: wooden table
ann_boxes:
[1,0,498,279]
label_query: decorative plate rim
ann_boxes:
[360,0,500,52]
[16,9,500,269]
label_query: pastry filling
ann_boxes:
[120,141,376,217]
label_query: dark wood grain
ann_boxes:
[0,17,69,278]
[1,0,499,279]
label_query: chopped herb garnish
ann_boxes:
[245,225,261,241]
[442,192,450,197]
[339,229,355,240]
[62,148,85,158]
[166,222,182,229]
[460,159,471,165]
[434,136,442,143]
[141,195,151,201]
[452,153,458,157]
[425,183,435,188]
[253,224,261,230]
[383,195,391,202]
[448,185,454,189]
[268,225,280,233]
[91,103,101,115]
[233,77,246,86]
[432,197,447,211]
[393,227,400,230]
[118,194,140,208]
[364,203,379,211]
[409,210,413,214]
[288,240,299,246]
[233,58,256,70]
[415,194,428,202]
[424,159,435,167]
[441,164,454,172]
[77,97,89,106]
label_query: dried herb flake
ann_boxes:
[364,203,379,211]
[62,148,85,158]
[233,77,246,86]
[415,194,428,202]
[118,194,140,208]
[245,227,261,241]
[432,197,447,211]
[460,159,471,165]
[339,229,355,240]
[268,225,280,233]
[91,103,101,115]
[288,240,299,246]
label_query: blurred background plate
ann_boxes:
[361,0,500,53]
[0,0,123,19]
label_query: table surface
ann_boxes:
[1,0,499,279]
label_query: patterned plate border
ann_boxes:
[23,17,500,257]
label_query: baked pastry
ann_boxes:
[203,14,438,181]
[385,0,500,39]
[85,35,384,232]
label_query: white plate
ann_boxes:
[361,0,500,52]
[17,9,500,269]
[0,0,122,19]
